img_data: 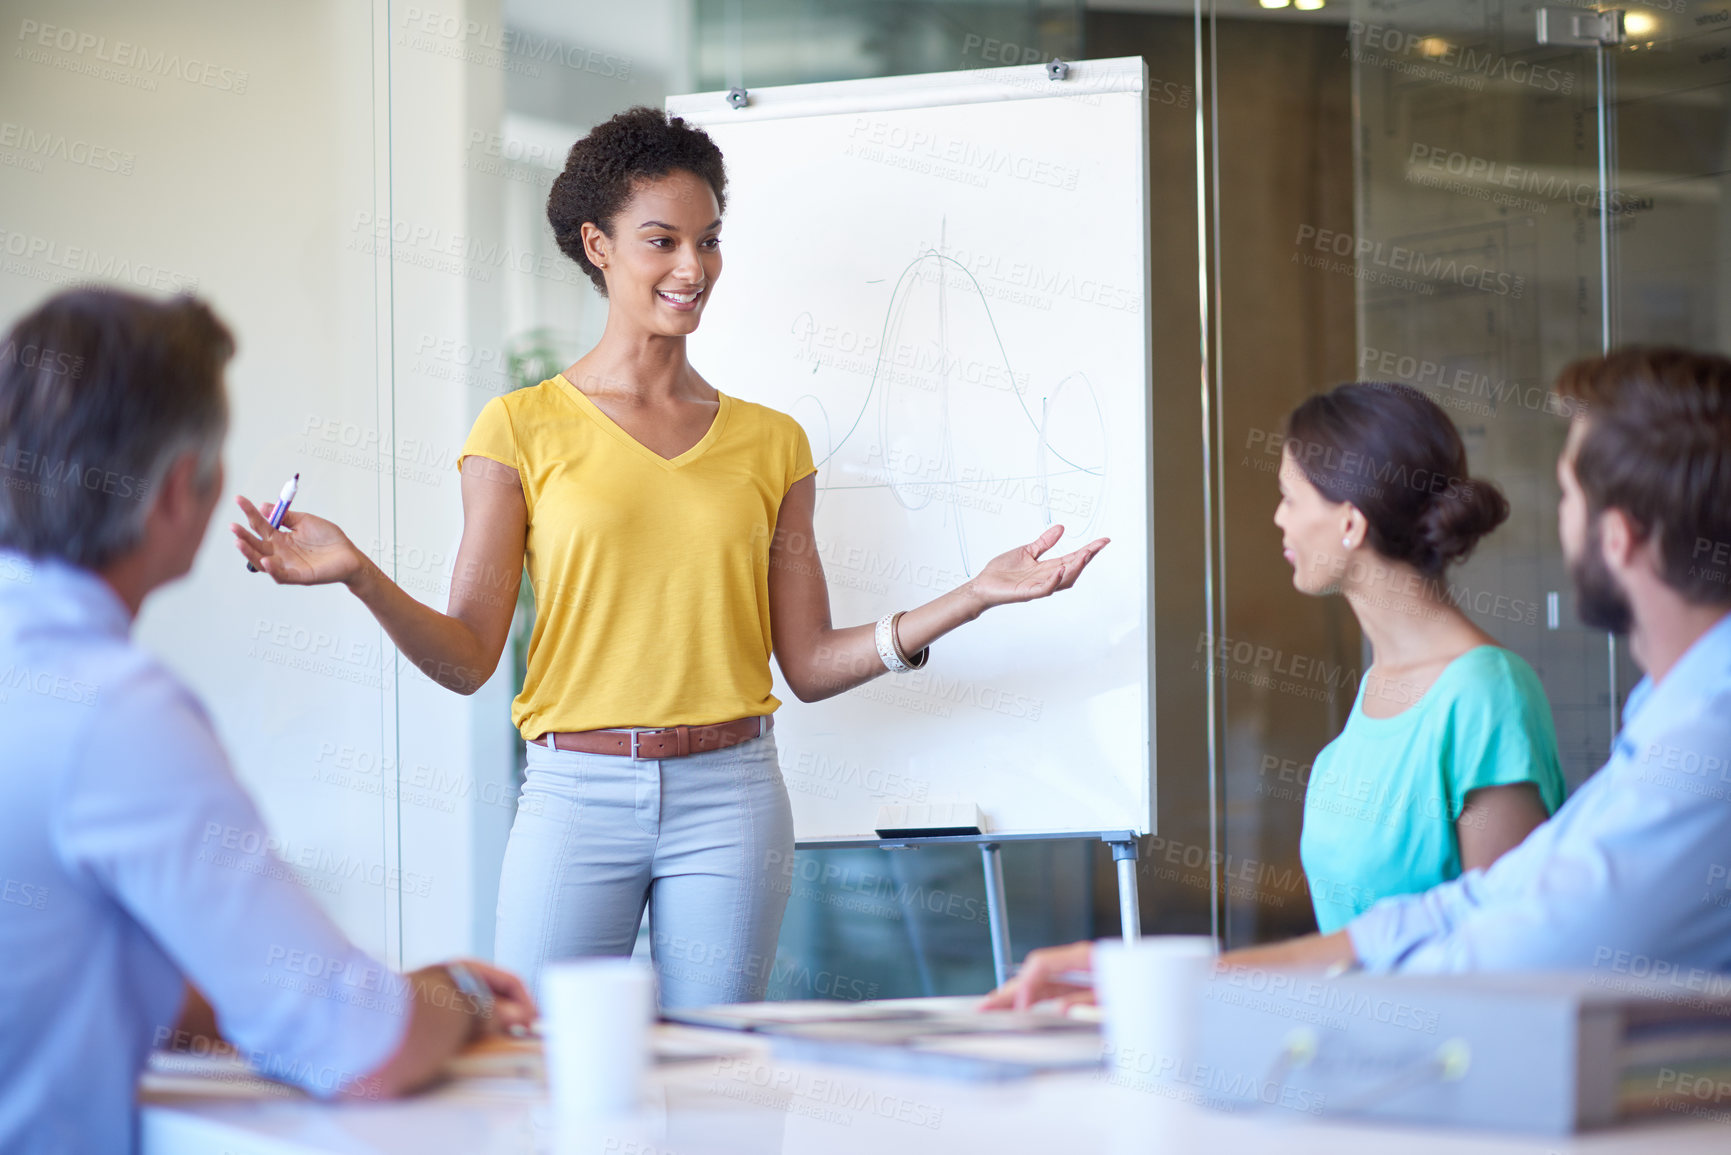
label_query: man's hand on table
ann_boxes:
[361,959,537,1098]
[447,958,537,1039]
[979,930,1360,1013]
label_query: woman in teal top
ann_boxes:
[1275,382,1567,933]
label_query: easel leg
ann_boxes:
[981,841,1012,987]
[1112,839,1141,939]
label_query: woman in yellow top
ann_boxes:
[232,107,1108,1006]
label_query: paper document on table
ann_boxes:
[768,1020,1103,1082]
[663,996,981,1031]
[912,1031,1108,1066]
[767,1013,1094,1046]
[143,1052,299,1098]
[444,1037,543,1084]
[444,1027,755,1087]
[690,996,1108,1080]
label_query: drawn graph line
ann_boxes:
[808,248,1102,477]
[793,247,1109,573]
[926,224,965,563]
[1039,370,1108,546]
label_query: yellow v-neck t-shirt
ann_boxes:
[457,374,817,737]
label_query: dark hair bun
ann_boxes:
[1414,477,1509,574]
[547,106,728,297]
[1284,381,1510,578]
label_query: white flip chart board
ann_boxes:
[668,58,1153,839]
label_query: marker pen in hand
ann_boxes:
[247,472,299,573]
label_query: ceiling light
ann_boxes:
[1294,0,1326,10]
[1623,11,1657,36]
[1258,0,1292,9]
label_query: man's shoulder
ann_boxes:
[0,619,177,715]
[38,634,221,789]
[79,632,192,713]
[1619,683,1731,785]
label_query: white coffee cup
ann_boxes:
[542,959,654,1127]
[1093,935,1218,1086]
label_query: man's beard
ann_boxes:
[1570,516,1634,635]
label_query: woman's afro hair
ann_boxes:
[547,106,728,296]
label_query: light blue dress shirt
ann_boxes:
[0,552,408,1154]
[1349,611,1731,980]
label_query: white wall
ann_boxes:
[0,0,519,967]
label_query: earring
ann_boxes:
[1342,537,1353,548]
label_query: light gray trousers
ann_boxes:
[493,731,794,1008]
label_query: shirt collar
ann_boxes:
[0,549,132,640]
[1616,610,1731,756]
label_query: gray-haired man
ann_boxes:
[0,287,534,1153]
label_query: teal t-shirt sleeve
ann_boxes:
[1441,651,1566,820]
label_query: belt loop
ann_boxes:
[543,732,555,750]
[676,725,690,757]
[758,715,766,738]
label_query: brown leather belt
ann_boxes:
[536,715,772,759]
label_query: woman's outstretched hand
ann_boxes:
[230,495,366,586]
[965,525,1109,610]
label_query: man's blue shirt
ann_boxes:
[0,553,407,1153]
[1350,611,1731,982]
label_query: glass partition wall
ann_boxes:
[1352,0,1617,795]
[1205,0,1731,945]
[5,0,1722,988]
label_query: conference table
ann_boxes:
[139,1017,1731,1155]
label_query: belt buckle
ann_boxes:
[629,729,642,760]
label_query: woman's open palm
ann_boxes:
[230,495,365,586]
[968,525,1109,608]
